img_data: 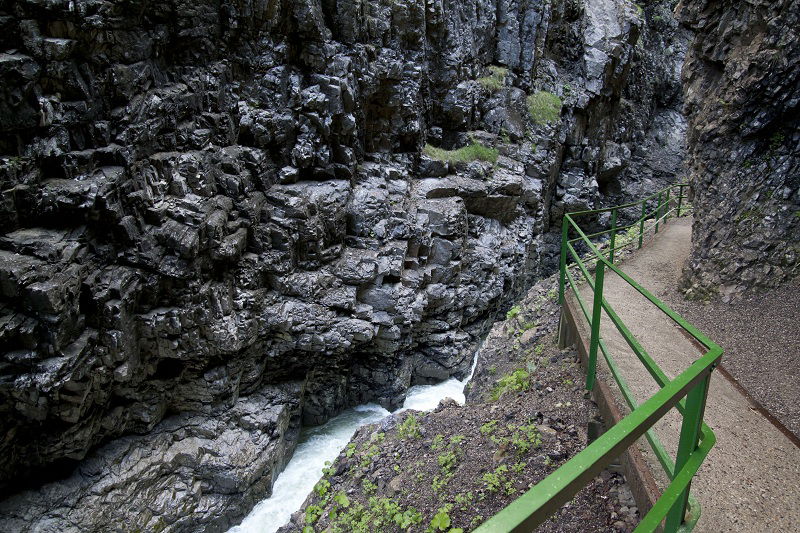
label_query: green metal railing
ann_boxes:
[476,183,722,532]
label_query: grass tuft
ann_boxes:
[423,142,498,164]
[526,91,562,125]
[477,65,508,92]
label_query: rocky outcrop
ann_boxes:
[678,0,800,300]
[0,383,302,533]
[0,0,687,529]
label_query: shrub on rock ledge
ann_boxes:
[423,142,499,164]
[527,91,562,125]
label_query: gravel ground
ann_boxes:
[662,261,800,438]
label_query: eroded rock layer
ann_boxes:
[0,0,686,529]
[679,0,800,299]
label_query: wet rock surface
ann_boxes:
[0,383,303,533]
[678,0,800,300]
[0,0,685,529]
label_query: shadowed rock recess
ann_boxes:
[678,0,800,300]
[0,0,687,530]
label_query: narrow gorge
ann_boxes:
[1,0,796,531]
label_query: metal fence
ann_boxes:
[476,183,722,532]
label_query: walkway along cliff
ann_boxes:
[1,0,798,531]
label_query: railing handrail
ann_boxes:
[475,183,721,533]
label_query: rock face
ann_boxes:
[0,0,686,530]
[678,0,800,300]
[0,383,302,533]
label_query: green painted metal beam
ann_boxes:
[480,182,721,533]
[474,349,721,533]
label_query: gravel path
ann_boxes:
[661,273,800,438]
[570,216,800,532]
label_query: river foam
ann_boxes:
[229,351,479,533]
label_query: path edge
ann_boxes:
[560,297,663,529]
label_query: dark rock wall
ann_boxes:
[678,0,800,300]
[0,0,686,530]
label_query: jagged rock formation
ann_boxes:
[0,0,686,530]
[0,383,302,533]
[679,0,800,300]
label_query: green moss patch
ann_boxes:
[477,65,508,92]
[526,91,562,125]
[423,142,498,164]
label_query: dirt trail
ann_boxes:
[573,217,800,532]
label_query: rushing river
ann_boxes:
[229,357,478,533]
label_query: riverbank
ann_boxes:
[276,276,640,532]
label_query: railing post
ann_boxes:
[586,259,605,391]
[559,217,568,305]
[677,184,684,217]
[638,200,646,249]
[664,373,712,532]
[655,193,662,234]
[665,189,671,224]
[608,208,618,264]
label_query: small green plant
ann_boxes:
[359,444,380,467]
[305,504,323,525]
[428,504,454,531]
[345,443,357,457]
[362,479,377,495]
[477,65,508,92]
[399,413,422,440]
[510,423,542,455]
[438,450,459,472]
[431,474,448,493]
[490,368,531,401]
[770,131,785,151]
[329,497,422,532]
[431,434,446,451]
[450,434,465,446]
[483,464,509,492]
[480,420,499,436]
[527,91,562,125]
[423,142,499,164]
[488,365,497,375]
[333,492,350,507]
[314,479,331,497]
[506,305,521,320]
[454,491,475,511]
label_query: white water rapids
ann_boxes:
[229,355,479,533]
